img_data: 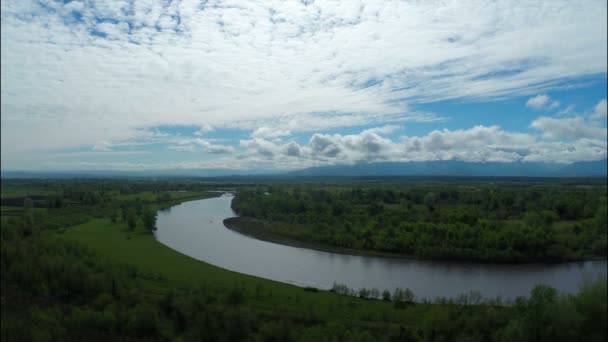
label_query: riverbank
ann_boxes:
[224,216,424,260]
[223,216,607,264]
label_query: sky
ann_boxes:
[1,0,607,171]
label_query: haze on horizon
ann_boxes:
[1,0,607,172]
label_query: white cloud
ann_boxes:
[399,126,541,163]
[204,144,235,154]
[194,124,215,136]
[549,100,560,109]
[92,140,112,151]
[522,138,607,164]
[251,126,292,139]
[557,104,576,117]
[193,139,235,154]
[18,121,607,170]
[361,125,401,135]
[1,0,607,163]
[591,99,607,119]
[235,123,607,168]
[526,94,560,110]
[526,94,550,109]
[171,138,235,154]
[530,116,607,140]
[240,138,279,158]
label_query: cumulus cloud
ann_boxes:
[194,124,215,136]
[239,138,278,158]
[591,99,607,119]
[401,125,536,162]
[361,125,401,135]
[530,116,607,140]
[526,94,560,110]
[236,123,607,168]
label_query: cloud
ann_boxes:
[1,0,607,162]
[526,94,560,110]
[169,144,197,153]
[171,138,235,154]
[92,140,112,151]
[239,138,279,158]
[400,126,536,162]
[557,104,576,117]
[591,99,607,119]
[193,139,235,154]
[19,120,607,170]
[361,125,401,135]
[251,126,292,139]
[530,116,607,140]
[194,124,215,136]
[236,123,607,168]
[204,144,235,154]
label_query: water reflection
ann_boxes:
[156,195,607,300]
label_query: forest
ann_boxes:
[229,182,608,262]
[1,178,607,341]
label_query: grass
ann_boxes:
[0,189,57,199]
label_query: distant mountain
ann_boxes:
[554,160,608,177]
[287,160,608,177]
[2,160,606,179]
[0,168,277,179]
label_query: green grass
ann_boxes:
[0,189,57,199]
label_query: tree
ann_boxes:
[424,192,437,211]
[127,208,137,231]
[142,208,157,233]
[121,204,128,222]
[358,288,370,299]
[134,198,143,216]
[23,197,34,212]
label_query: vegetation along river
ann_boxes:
[155,194,607,301]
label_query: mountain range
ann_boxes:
[1,159,606,178]
[286,160,608,178]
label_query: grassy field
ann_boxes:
[0,188,58,198]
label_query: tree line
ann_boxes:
[231,185,608,261]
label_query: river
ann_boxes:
[155,194,607,300]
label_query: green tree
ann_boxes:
[127,208,137,231]
[424,192,437,211]
[142,208,157,233]
[23,197,34,212]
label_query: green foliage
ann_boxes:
[231,185,607,262]
[142,208,158,233]
[126,207,137,231]
[1,179,606,341]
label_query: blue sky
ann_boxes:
[1,0,606,171]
